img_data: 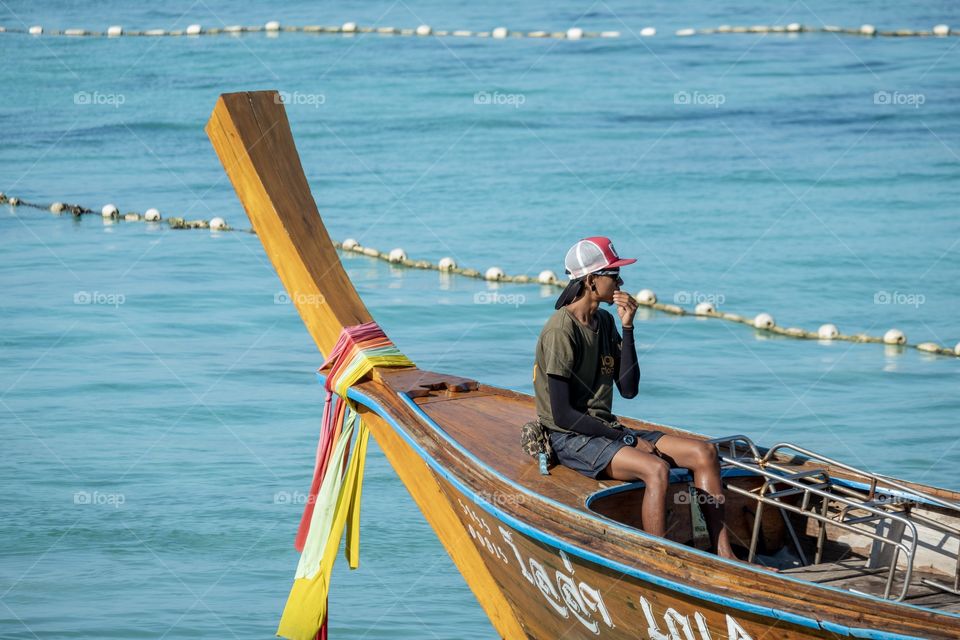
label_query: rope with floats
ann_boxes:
[2,21,957,40]
[4,191,957,359]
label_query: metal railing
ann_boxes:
[708,435,960,601]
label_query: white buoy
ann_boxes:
[636,289,657,305]
[485,267,505,281]
[388,248,407,263]
[438,256,457,271]
[186,24,202,35]
[101,204,119,218]
[566,27,583,40]
[8,197,20,206]
[209,217,227,230]
[818,323,839,340]
[342,238,360,251]
[265,20,281,32]
[492,26,508,39]
[786,22,802,32]
[144,208,161,222]
[676,28,696,36]
[916,342,940,353]
[50,202,65,214]
[860,24,877,36]
[600,30,621,38]
[29,25,42,35]
[933,24,951,36]
[106,25,123,37]
[883,328,906,345]
[416,24,432,36]
[341,22,357,33]
[954,342,960,356]
[640,27,656,37]
[537,269,557,285]
[694,302,715,315]
[753,313,775,330]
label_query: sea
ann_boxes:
[1,0,958,637]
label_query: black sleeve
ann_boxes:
[547,374,624,439]
[615,327,639,399]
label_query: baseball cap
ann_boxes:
[564,236,637,279]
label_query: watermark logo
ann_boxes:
[674,490,725,506]
[73,490,125,508]
[275,91,326,109]
[873,290,925,308]
[673,291,725,306]
[474,90,526,108]
[477,491,526,507]
[473,291,526,307]
[674,90,725,109]
[74,291,125,307]
[873,90,925,108]
[273,490,315,505]
[74,91,125,108]
[274,291,326,306]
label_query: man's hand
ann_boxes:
[613,291,638,328]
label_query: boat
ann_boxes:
[206,90,960,639]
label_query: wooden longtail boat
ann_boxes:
[206,91,960,639]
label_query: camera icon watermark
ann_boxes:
[473,90,526,108]
[674,489,725,506]
[74,291,125,307]
[673,291,725,306]
[873,290,925,309]
[674,90,726,109]
[73,91,126,108]
[477,490,526,507]
[73,490,126,508]
[873,91,925,108]
[473,291,526,307]
[273,490,314,505]
[274,291,326,306]
[274,91,326,109]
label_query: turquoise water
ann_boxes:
[2,1,959,637]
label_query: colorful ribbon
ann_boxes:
[277,322,414,640]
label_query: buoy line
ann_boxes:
[4,191,957,359]
[1,21,956,40]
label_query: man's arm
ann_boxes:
[547,374,625,440]
[614,326,639,398]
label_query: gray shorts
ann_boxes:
[549,429,665,479]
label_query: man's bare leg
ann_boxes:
[653,435,736,560]
[604,447,671,536]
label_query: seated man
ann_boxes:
[532,237,735,560]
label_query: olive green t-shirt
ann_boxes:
[533,307,622,432]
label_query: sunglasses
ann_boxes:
[594,270,623,286]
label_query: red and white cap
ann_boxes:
[564,236,636,279]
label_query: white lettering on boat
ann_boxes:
[640,596,753,640]
[455,497,752,639]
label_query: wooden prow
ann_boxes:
[204,91,524,638]
[205,90,373,360]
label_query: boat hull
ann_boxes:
[351,385,921,640]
